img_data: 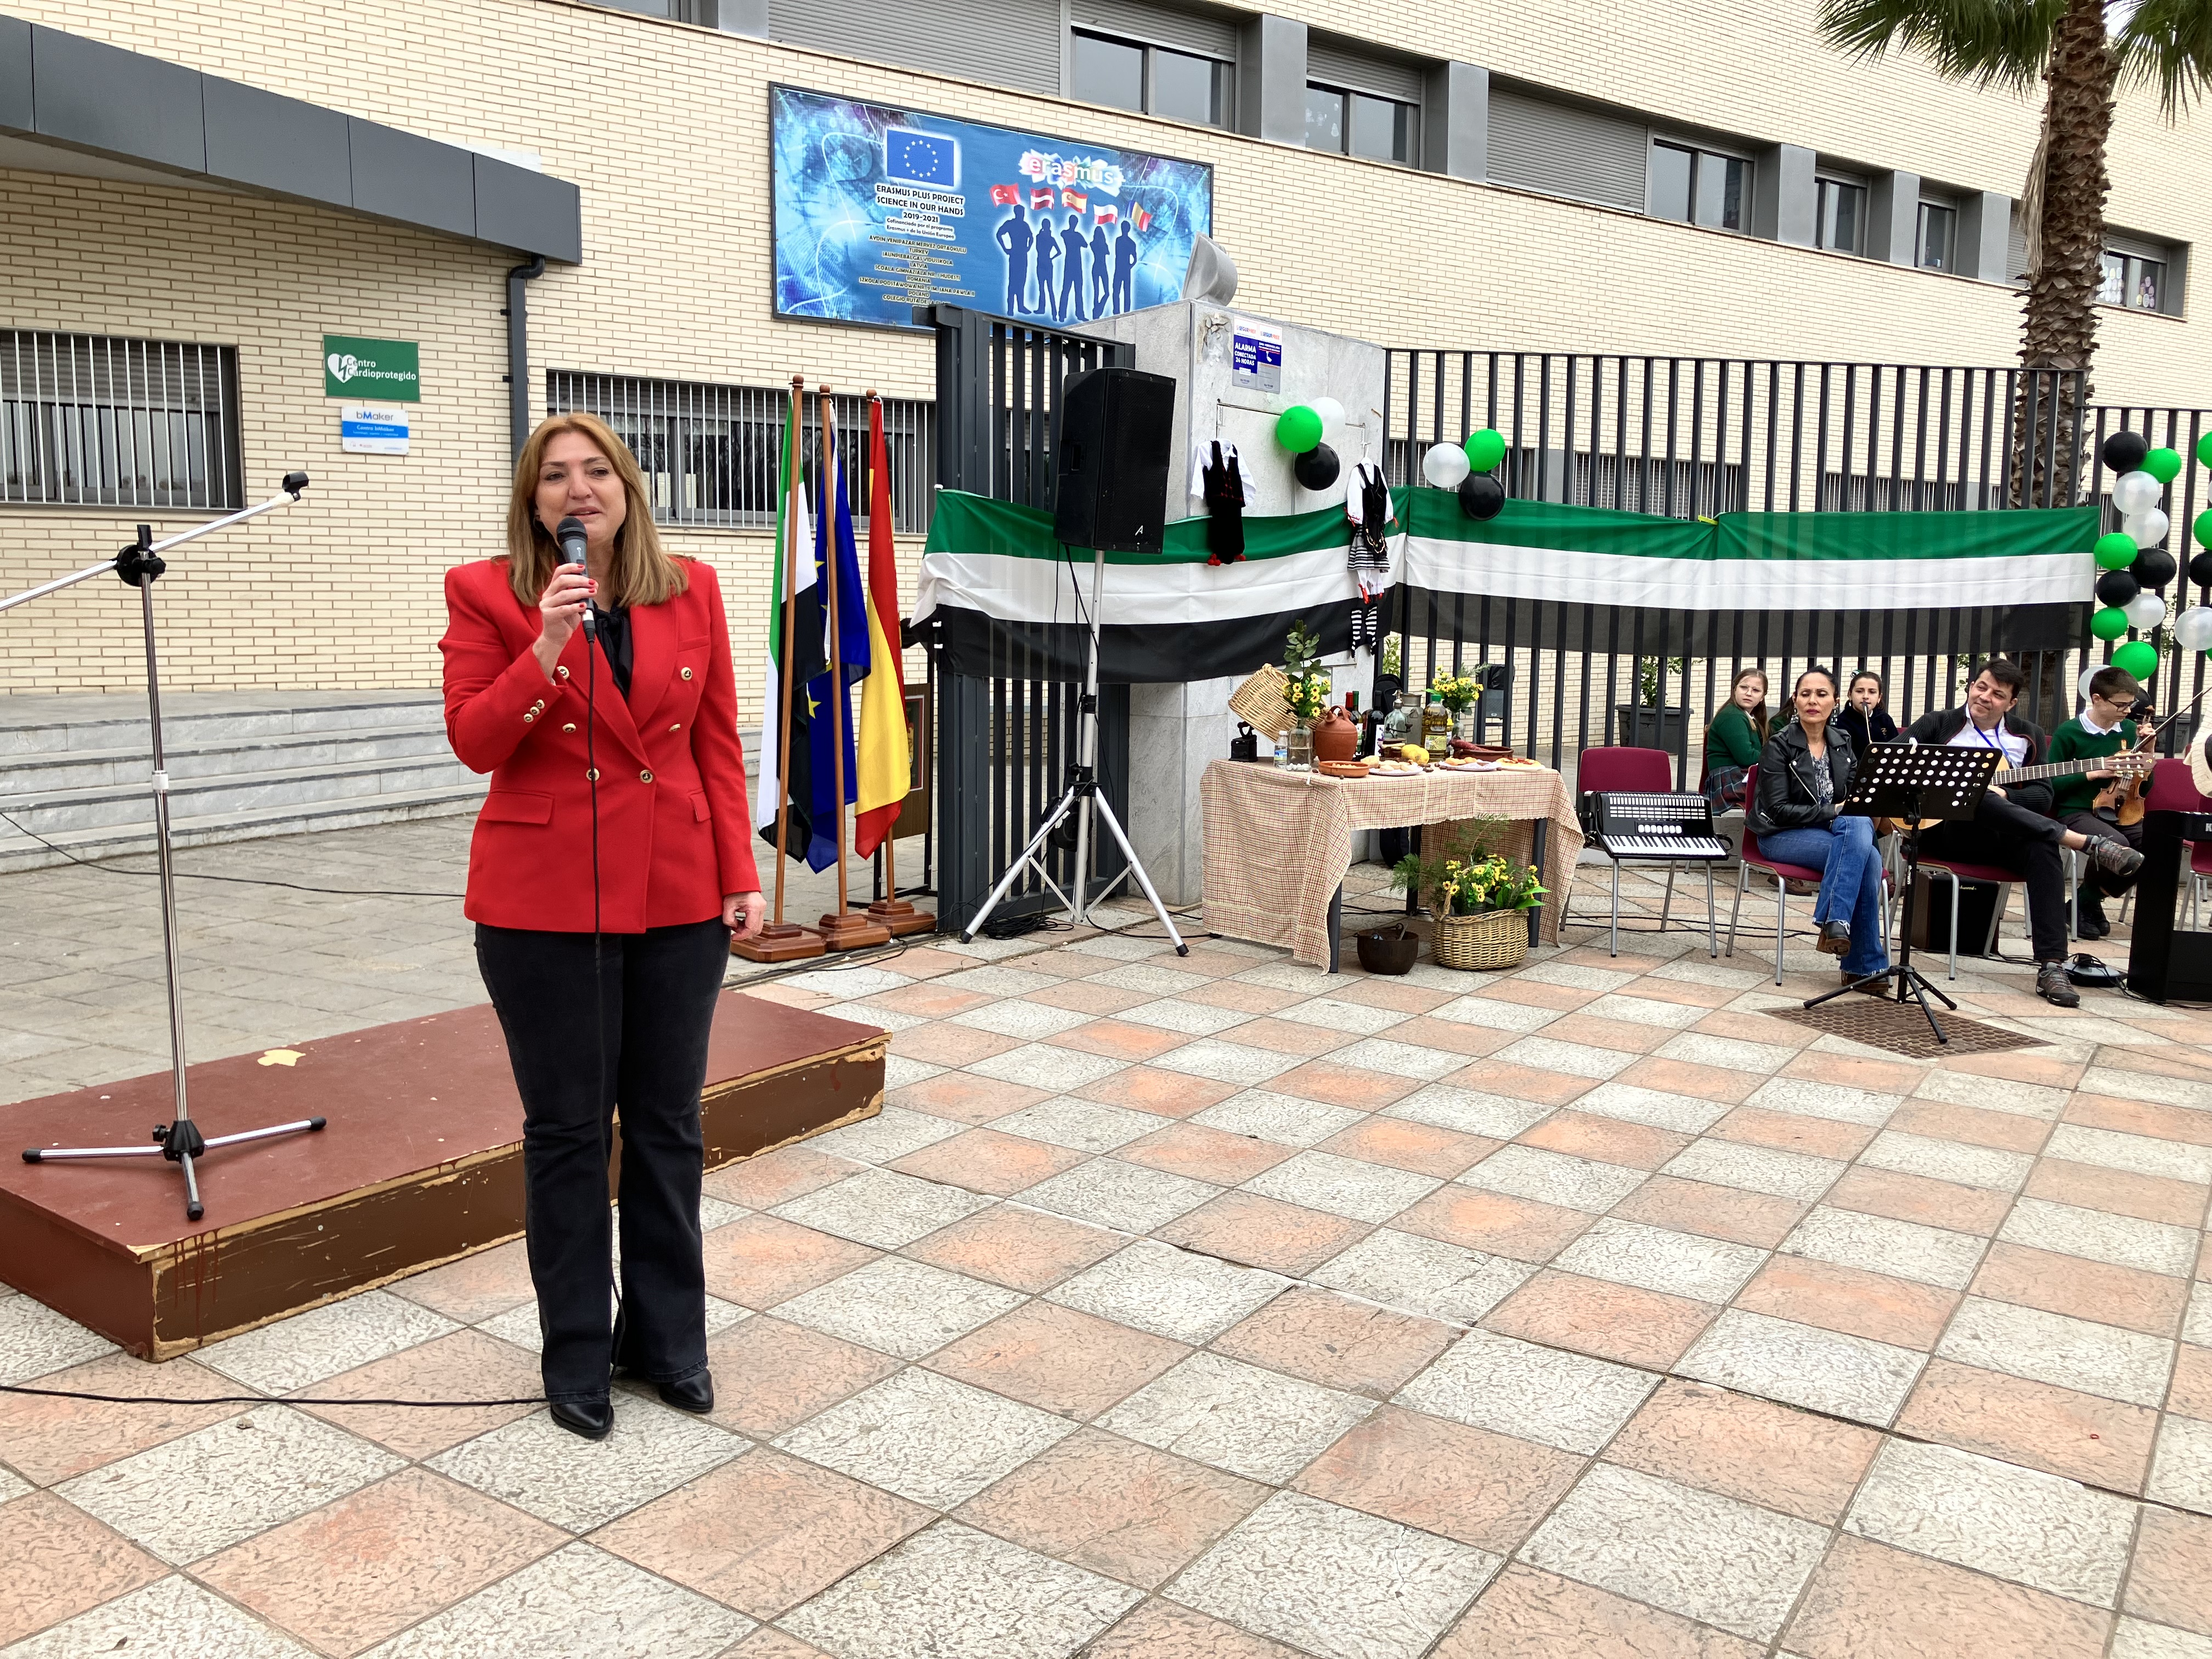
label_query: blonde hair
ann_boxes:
[505,412,688,610]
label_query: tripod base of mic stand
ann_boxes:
[1803,963,1957,1043]
[24,1115,326,1222]
[817,912,893,951]
[732,922,828,963]
[865,898,938,936]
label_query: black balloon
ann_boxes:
[2191,549,2212,589]
[1294,442,1340,492]
[2102,430,2149,472]
[2131,547,2177,589]
[1459,473,1505,521]
[2095,568,2140,607]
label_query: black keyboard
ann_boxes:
[1582,791,1729,861]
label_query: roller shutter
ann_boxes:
[1305,36,1424,103]
[1487,87,1649,212]
[770,0,1062,95]
[1071,0,1237,61]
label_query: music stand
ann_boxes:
[1802,742,2000,1044]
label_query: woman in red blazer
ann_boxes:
[442,411,764,1441]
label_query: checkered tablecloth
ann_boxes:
[1200,760,1584,967]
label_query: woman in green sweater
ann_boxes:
[1702,668,1769,809]
[2046,665,2147,939]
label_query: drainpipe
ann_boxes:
[504,256,545,460]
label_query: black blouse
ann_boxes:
[590,603,634,698]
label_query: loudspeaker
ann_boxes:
[1053,366,1177,554]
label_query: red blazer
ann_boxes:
[440,557,760,933]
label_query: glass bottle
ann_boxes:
[1421,694,1451,753]
[1381,690,1420,748]
[1284,721,1314,769]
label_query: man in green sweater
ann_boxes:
[2045,666,2148,940]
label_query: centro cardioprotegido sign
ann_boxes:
[323,335,421,401]
[770,84,1214,331]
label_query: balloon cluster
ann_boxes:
[2087,429,2199,684]
[1276,399,1347,491]
[1419,430,1506,520]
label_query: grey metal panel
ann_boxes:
[718,0,769,32]
[347,116,476,239]
[475,156,584,264]
[1958,189,2013,283]
[1237,13,1307,144]
[0,16,32,132]
[1751,142,1814,245]
[29,24,204,172]
[771,0,1062,94]
[1486,87,1645,211]
[1304,35,1423,103]
[1073,0,1237,60]
[1421,61,1485,182]
[1867,169,1918,263]
[202,76,352,207]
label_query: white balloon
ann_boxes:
[2079,665,2102,702]
[2175,606,2212,652]
[1311,397,1346,442]
[2126,591,2169,631]
[2131,506,2171,548]
[1422,442,1471,489]
[2113,469,2164,516]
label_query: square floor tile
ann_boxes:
[1170,1489,1499,1659]
[1395,1328,1658,1455]
[1482,1271,1718,1370]
[1746,1076,1902,1127]
[592,1447,929,1621]
[1517,1109,1691,1171]
[1194,1089,1367,1147]
[2126,1508,2212,1638]
[1427,994,1563,1034]
[1571,1081,1733,1134]
[1389,1084,1555,1140]
[2046,1123,2212,1186]
[955,1426,1265,1589]
[772,1255,1024,1359]
[1311,1227,1536,1324]
[950,1000,1094,1040]
[1661,1140,1843,1201]
[1082,1599,1305,1657]
[1088,963,1214,996]
[1897,1357,2158,1493]
[1391,1186,1595,1263]
[1679,1309,1926,1426]
[1240,1149,1441,1223]
[2109,1615,2212,1657]
[1859,1130,2033,1192]
[1522,961,1640,992]
[1295,1404,1583,1555]
[1434,1563,1766,1659]
[57,1404,404,1566]
[991,1096,1165,1153]
[781,1520,1139,1659]
[1520,1462,1828,1641]
[1974,1242,2188,1338]
[902,1204,1121,1293]
[701,1214,879,1311]
[1123,1122,1300,1186]
[1782,1206,1987,1290]
[388,1239,535,1324]
[776,1367,1079,1509]
[4,1576,319,1659]
[927,1300,1187,1419]
[0,1491,162,1649]
[1099,1351,1374,1482]
[1114,997,1257,1036]
[1606,1378,1881,1526]
[1318,1115,1496,1180]
[2151,1416,2212,1516]
[1324,1036,1477,1082]
[770,1167,992,1250]
[1582,992,1711,1031]
[1782,1532,2112,1659]
[1019,1159,1221,1233]
[1046,1239,1288,1345]
[295,1328,547,1460]
[1735,1255,1958,1350]
[1844,1437,2135,1607]
[366,1541,751,1658]
[887,1127,1085,1197]
[1149,1040,1307,1086]
[1212,1287,1455,1398]
[1550,1217,1764,1304]
[1609,1175,1807,1250]
[1999,1197,2199,1278]
[1937,1296,2173,1407]
[425,1393,740,1531]
[1272,996,1416,1036]
[968,1043,1130,1092]
[193,1292,459,1396]
[700,1316,902,1438]
[804,1106,964,1166]
[1494,1036,1639,1081]
[1653,1032,1802,1075]
[0,1352,250,1487]
[1155,1191,1370,1276]
[1461,1144,1649,1213]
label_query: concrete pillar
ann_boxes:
[1236,14,1309,145]
[1956,190,2015,283]
[1867,170,1920,263]
[713,0,767,33]
[1423,62,1488,182]
[1752,143,1816,246]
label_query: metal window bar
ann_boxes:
[1,331,240,510]
[545,371,936,534]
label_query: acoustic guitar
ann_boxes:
[1875,742,2155,834]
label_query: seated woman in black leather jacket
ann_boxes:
[1747,666,1890,991]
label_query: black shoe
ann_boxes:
[550,1398,614,1440]
[657,1372,714,1414]
[2036,962,2081,1008]
[1817,920,1852,957]
[2087,838,2145,882]
[2075,895,2111,940]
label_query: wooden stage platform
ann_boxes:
[0,993,885,1358]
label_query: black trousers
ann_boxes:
[475,917,728,1403]
[1917,792,2068,963]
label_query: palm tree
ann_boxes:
[1818,0,2212,504]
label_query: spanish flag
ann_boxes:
[853,398,910,858]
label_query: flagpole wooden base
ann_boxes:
[865,898,938,937]
[732,922,828,963]
[816,912,893,951]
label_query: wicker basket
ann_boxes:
[1227,664,1294,741]
[1430,907,1530,971]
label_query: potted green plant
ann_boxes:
[1279,621,1331,768]
[1390,837,1547,970]
[1431,669,1480,743]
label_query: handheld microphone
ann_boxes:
[556,516,594,637]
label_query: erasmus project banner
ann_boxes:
[772,85,1214,330]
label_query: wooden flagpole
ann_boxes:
[816,386,888,950]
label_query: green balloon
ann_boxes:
[1276,405,1323,453]
[2197,509,2212,550]
[2095,532,2140,569]
[2114,639,2160,679]
[1464,428,1506,472]
[2198,431,2212,469]
[2091,606,2131,641]
[2147,447,2184,484]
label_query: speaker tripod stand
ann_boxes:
[958,543,1187,954]
[7,477,326,1221]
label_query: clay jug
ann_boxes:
[1311,707,1359,763]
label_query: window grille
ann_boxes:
[546,372,936,534]
[1,331,241,510]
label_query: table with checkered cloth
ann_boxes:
[1199,760,1584,967]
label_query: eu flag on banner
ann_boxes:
[884,128,958,188]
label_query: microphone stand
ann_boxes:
[8,475,326,1222]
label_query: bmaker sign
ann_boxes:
[323,335,421,402]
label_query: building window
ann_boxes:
[2100,250,2166,312]
[1916,202,1956,271]
[1650,140,1745,231]
[1306,83,1415,163]
[1071,31,1228,127]
[547,373,936,534]
[1815,178,1865,253]
[1,331,240,510]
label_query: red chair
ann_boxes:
[1724,766,1830,986]
[1576,746,1718,958]
[2143,759,2212,926]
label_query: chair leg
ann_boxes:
[1661,866,1677,933]
[1703,862,1718,958]
[2067,850,2079,941]
[1774,872,1786,987]
[1610,860,1621,958]
[1726,861,1748,957]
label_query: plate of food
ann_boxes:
[1435,756,1498,771]
[1317,760,1372,779]
[1370,759,1425,776]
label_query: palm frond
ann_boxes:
[2114,0,2212,115]
[1815,0,2064,93]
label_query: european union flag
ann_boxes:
[883,127,958,189]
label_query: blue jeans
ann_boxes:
[1759,816,1889,978]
